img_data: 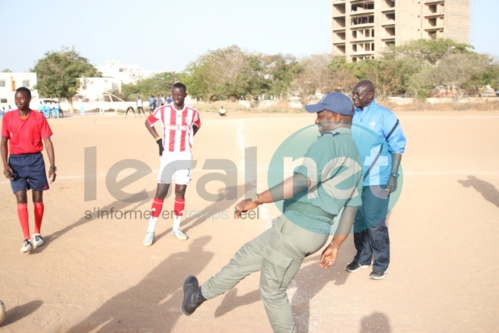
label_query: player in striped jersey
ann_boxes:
[143,82,201,246]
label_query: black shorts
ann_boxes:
[9,152,49,193]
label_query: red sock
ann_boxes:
[34,202,44,234]
[151,198,164,218]
[174,198,185,217]
[17,203,30,239]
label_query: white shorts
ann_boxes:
[157,151,192,185]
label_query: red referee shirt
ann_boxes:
[1,109,53,154]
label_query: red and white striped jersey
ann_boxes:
[147,104,201,152]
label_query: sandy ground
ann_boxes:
[1,109,498,333]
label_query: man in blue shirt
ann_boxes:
[346,80,407,280]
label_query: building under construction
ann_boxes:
[331,0,470,62]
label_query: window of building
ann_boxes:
[352,2,374,12]
[0,80,5,87]
[22,80,30,87]
[352,15,374,25]
[1,98,7,103]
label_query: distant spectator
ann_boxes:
[149,95,155,114]
[137,96,145,116]
[51,102,61,118]
[79,98,85,116]
[155,96,162,109]
[39,102,50,119]
[125,105,136,118]
[218,106,227,117]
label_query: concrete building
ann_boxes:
[96,60,158,85]
[331,0,470,62]
[0,60,161,111]
[78,60,164,101]
[0,72,39,110]
[79,76,122,101]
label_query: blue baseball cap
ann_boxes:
[305,92,354,116]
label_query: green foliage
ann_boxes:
[183,45,266,101]
[468,56,499,90]
[291,54,334,103]
[33,46,99,100]
[31,39,498,105]
[393,39,472,66]
[122,39,499,103]
[383,39,491,98]
[121,72,176,100]
[261,54,301,99]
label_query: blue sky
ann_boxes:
[0,0,496,73]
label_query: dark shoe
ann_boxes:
[181,275,206,316]
[369,270,387,280]
[345,261,369,272]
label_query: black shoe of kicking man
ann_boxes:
[181,275,206,316]
[345,261,369,272]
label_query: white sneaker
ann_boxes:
[33,234,44,248]
[143,232,155,247]
[172,229,188,241]
[20,239,33,253]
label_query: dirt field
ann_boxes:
[1,109,498,333]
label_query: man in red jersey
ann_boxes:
[143,82,201,246]
[1,87,56,254]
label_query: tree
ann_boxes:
[182,45,268,102]
[33,47,100,111]
[423,52,491,99]
[394,39,471,66]
[351,55,421,99]
[327,56,360,94]
[387,39,486,99]
[237,53,267,103]
[121,72,176,101]
[292,54,335,104]
[261,54,300,99]
[467,55,499,91]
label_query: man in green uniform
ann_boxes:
[181,92,363,333]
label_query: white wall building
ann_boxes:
[79,76,122,101]
[1,61,163,108]
[75,60,162,102]
[96,60,158,85]
[0,72,39,110]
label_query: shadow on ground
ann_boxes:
[458,175,499,207]
[67,236,213,333]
